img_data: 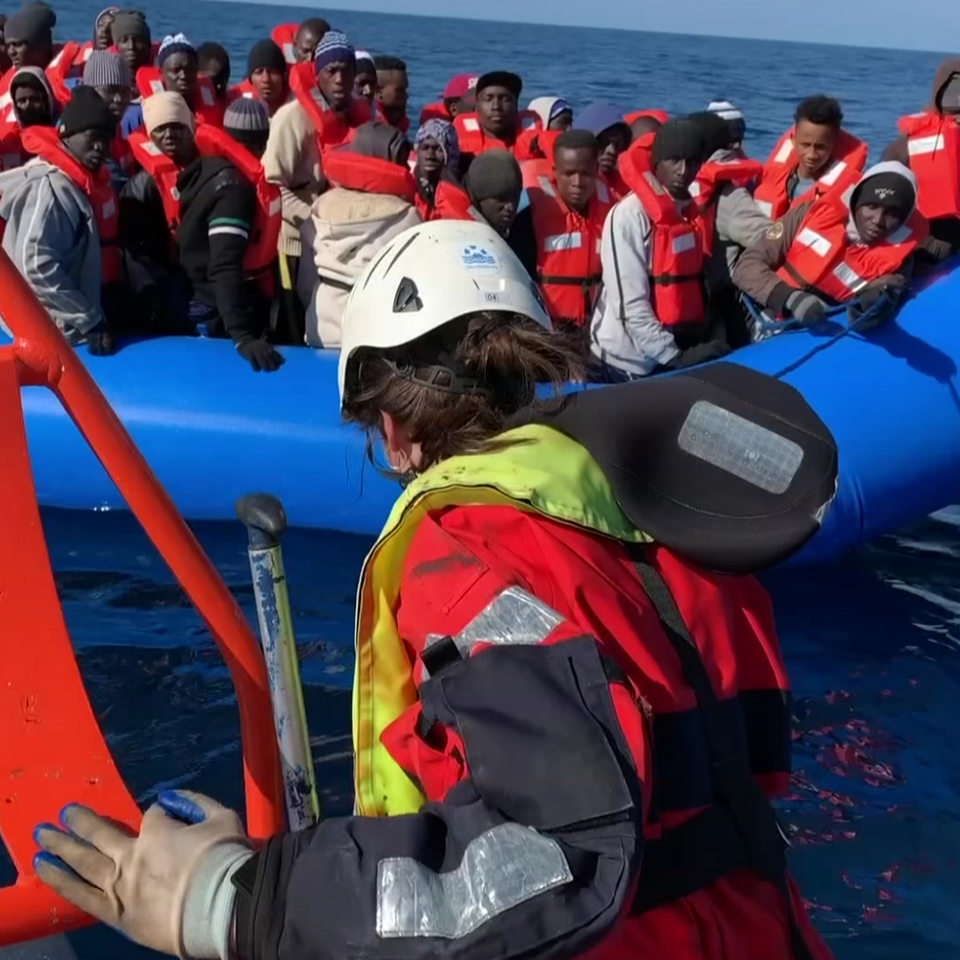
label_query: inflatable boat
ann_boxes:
[19,262,960,565]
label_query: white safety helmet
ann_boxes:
[338,219,552,409]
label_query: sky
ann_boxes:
[262,0,954,52]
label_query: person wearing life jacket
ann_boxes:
[707,99,747,151]
[136,34,224,128]
[412,117,471,222]
[0,65,56,168]
[82,49,136,190]
[515,97,573,163]
[753,95,867,221]
[455,70,541,163]
[263,30,370,308]
[232,39,290,116]
[126,92,283,368]
[34,217,840,960]
[302,121,420,347]
[616,112,664,191]
[419,71,477,125]
[69,5,119,72]
[197,41,230,102]
[578,102,632,201]
[2,5,54,76]
[464,147,538,279]
[733,162,924,336]
[0,86,118,352]
[291,17,330,64]
[882,58,960,266]
[590,118,731,382]
[374,54,410,134]
[527,128,610,335]
[687,111,769,347]
[353,49,376,103]
[111,9,153,93]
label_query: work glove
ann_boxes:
[847,274,905,332]
[86,324,115,356]
[237,337,285,373]
[34,789,252,960]
[785,290,829,325]
[665,339,732,370]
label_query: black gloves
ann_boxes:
[848,275,905,331]
[86,325,116,356]
[237,338,285,373]
[785,290,828,325]
[665,340,732,370]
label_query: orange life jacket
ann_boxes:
[754,126,867,221]
[288,61,371,150]
[20,125,121,284]
[776,193,927,303]
[228,79,258,103]
[194,123,281,293]
[0,117,25,169]
[127,128,182,225]
[631,164,705,327]
[454,109,541,159]
[897,110,960,221]
[414,175,472,222]
[617,133,659,197]
[270,23,299,65]
[45,40,82,107]
[624,108,669,127]
[110,132,136,177]
[690,154,764,255]
[418,101,450,125]
[135,67,225,126]
[528,174,610,327]
[323,146,416,202]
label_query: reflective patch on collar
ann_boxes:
[376,822,573,939]
[422,586,563,678]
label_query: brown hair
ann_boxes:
[342,311,584,473]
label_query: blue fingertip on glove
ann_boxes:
[158,790,207,825]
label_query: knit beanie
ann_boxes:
[651,119,704,166]
[111,9,149,42]
[142,90,194,134]
[707,98,746,144]
[464,148,522,203]
[83,49,132,88]
[313,30,354,71]
[158,33,196,67]
[59,85,116,136]
[246,38,286,77]
[354,49,375,74]
[687,110,731,158]
[851,166,916,220]
[94,6,118,32]
[224,96,270,149]
[19,0,55,28]
[4,6,52,45]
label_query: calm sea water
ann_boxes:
[6,3,960,958]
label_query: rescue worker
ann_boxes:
[0,85,117,351]
[707,99,747,150]
[374,54,409,133]
[733,162,924,335]
[527,128,610,333]
[353,49,376,103]
[455,70,539,162]
[82,49,134,190]
[197,41,230,101]
[302,121,420,347]
[528,96,573,132]
[240,39,289,116]
[463,146,537,278]
[687,110,768,346]
[292,17,329,64]
[110,9,152,88]
[590,118,730,381]
[123,91,284,371]
[754,95,867,221]
[136,33,224,127]
[263,29,369,308]
[33,217,839,960]
[578,101,631,199]
[420,72,477,125]
[882,58,960,264]
[412,117,471,221]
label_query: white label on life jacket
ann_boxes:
[672,231,698,255]
[463,117,480,132]
[536,175,556,197]
[908,133,946,157]
[819,159,847,187]
[200,85,215,106]
[774,139,793,164]
[887,222,913,245]
[688,180,702,198]
[149,78,164,94]
[833,261,865,293]
[796,227,832,258]
[755,199,773,217]
[544,231,582,252]
[282,42,295,63]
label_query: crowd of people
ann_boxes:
[0,3,953,376]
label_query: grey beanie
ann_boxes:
[83,49,132,88]
[224,96,270,133]
[5,6,52,45]
[110,9,149,42]
[464,148,522,203]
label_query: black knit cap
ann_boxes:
[59,85,116,136]
[651,118,705,167]
[247,38,286,77]
[687,110,731,158]
[4,5,53,44]
[851,169,915,220]
[475,70,522,99]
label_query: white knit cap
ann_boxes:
[707,99,744,122]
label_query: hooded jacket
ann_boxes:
[733,160,919,311]
[0,153,104,339]
[9,64,56,125]
[527,96,566,130]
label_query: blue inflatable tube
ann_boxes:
[19,265,960,564]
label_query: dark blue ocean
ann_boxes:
[10,3,960,958]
